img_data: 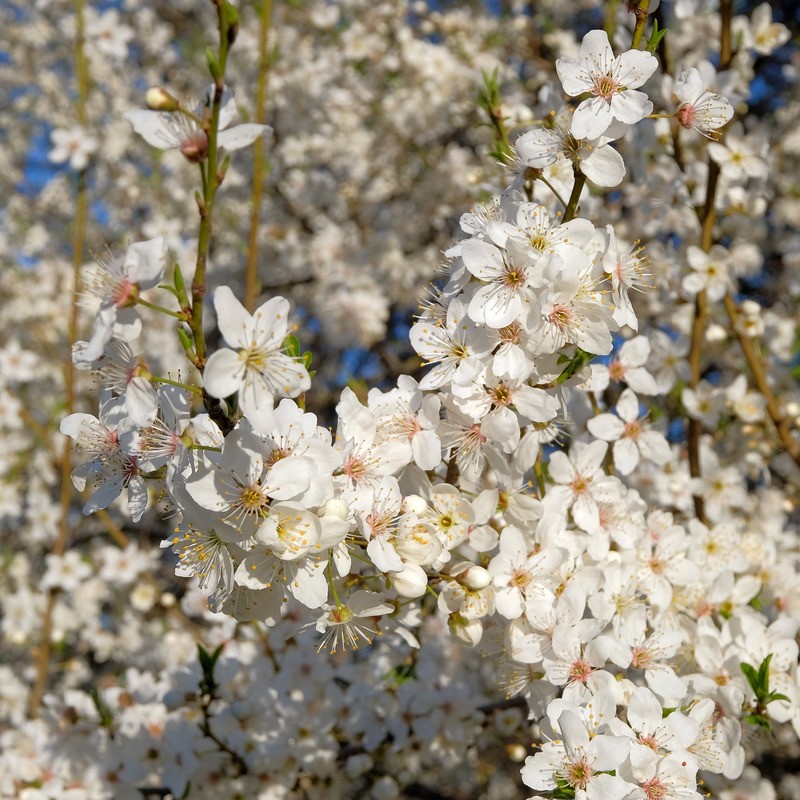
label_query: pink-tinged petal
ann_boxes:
[125,377,158,427]
[127,477,149,522]
[60,413,98,439]
[217,124,270,151]
[204,347,245,399]
[263,456,315,500]
[124,110,180,149]
[587,413,625,441]
[627,687,662,732]
[124,237,166,288]
[366,537,404,573]
[214,286,252,349]
[83,476,124,514]
[469,283,523,329]
[559,709,590,752]
[586,733,630,771]
[411,428,442,471]
[608,90,653,125]
[614,48,659,88]
[579,29,615,66]
[513,386,560,423]
[461,239,504,280]
[615,388,640,422]
[638,431,672,464]
[581,144,626,187]
[573,494,600,532]
[547,450,576,483]
[514,128,561,168]
[251,295,291,348]
[286,561,329,608]
[585,771,633,800]
[571,96,616,141]
[575,440,608,473]
[612,438,640,475]
[556,56,592,95]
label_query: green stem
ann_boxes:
[563,167,586,222]
[631,0,651,50]
[538,175,567,209]
[327,561,342,606]
[189,1,234,367]
[137,297,186,319]
[148,374,203,395]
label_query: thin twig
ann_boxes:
[29,0,90,718]
[244,0,273,311]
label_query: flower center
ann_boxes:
[592,73,619,101]
[564,756,593,790]
[548,304,572,331]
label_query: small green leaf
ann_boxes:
[198,643,224,696]
[556,348,596,384]
[740,660,759,692]
[283,334,301,357]
[645,20,668,53]
[206,47,222,81]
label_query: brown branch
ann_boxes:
[244,0,273,311]
[29,0,90,718]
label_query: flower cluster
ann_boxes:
[4,1,800,799]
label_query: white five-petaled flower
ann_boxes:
[587,388,672,476]
[80,237,167,363]
[125,85,269,161]
[203,287,311,432]
[514,107,628,187]
[556,30,659,140]
[673,68,734,137]
[521,709,633,800]
[48,126,99,171]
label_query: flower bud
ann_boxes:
[390,563,427,598]
[402,494,428,515]
[145,87,180,112]
[323,498,349,520]
[448,612,483,646]
[462,565,492,590]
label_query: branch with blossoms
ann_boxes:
[50,1,800,798]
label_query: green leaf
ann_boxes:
[206,47,222,81]
[383,661,416,686]
[556,348,596,384]
[645,20,668,53]
[740,660,759,693]
[90,688,115,730]
[198,643,224,696]
[283,334,301,358]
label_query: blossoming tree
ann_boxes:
[3,0,800,799]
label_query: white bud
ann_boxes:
[145,87,179,112]
[391,563,428,598]
[345,753,373,779]
[402,494,428,515]
[371,776,400,800]
[462,565,492,590]
[323,498,349,520]
[448,613,483,646]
